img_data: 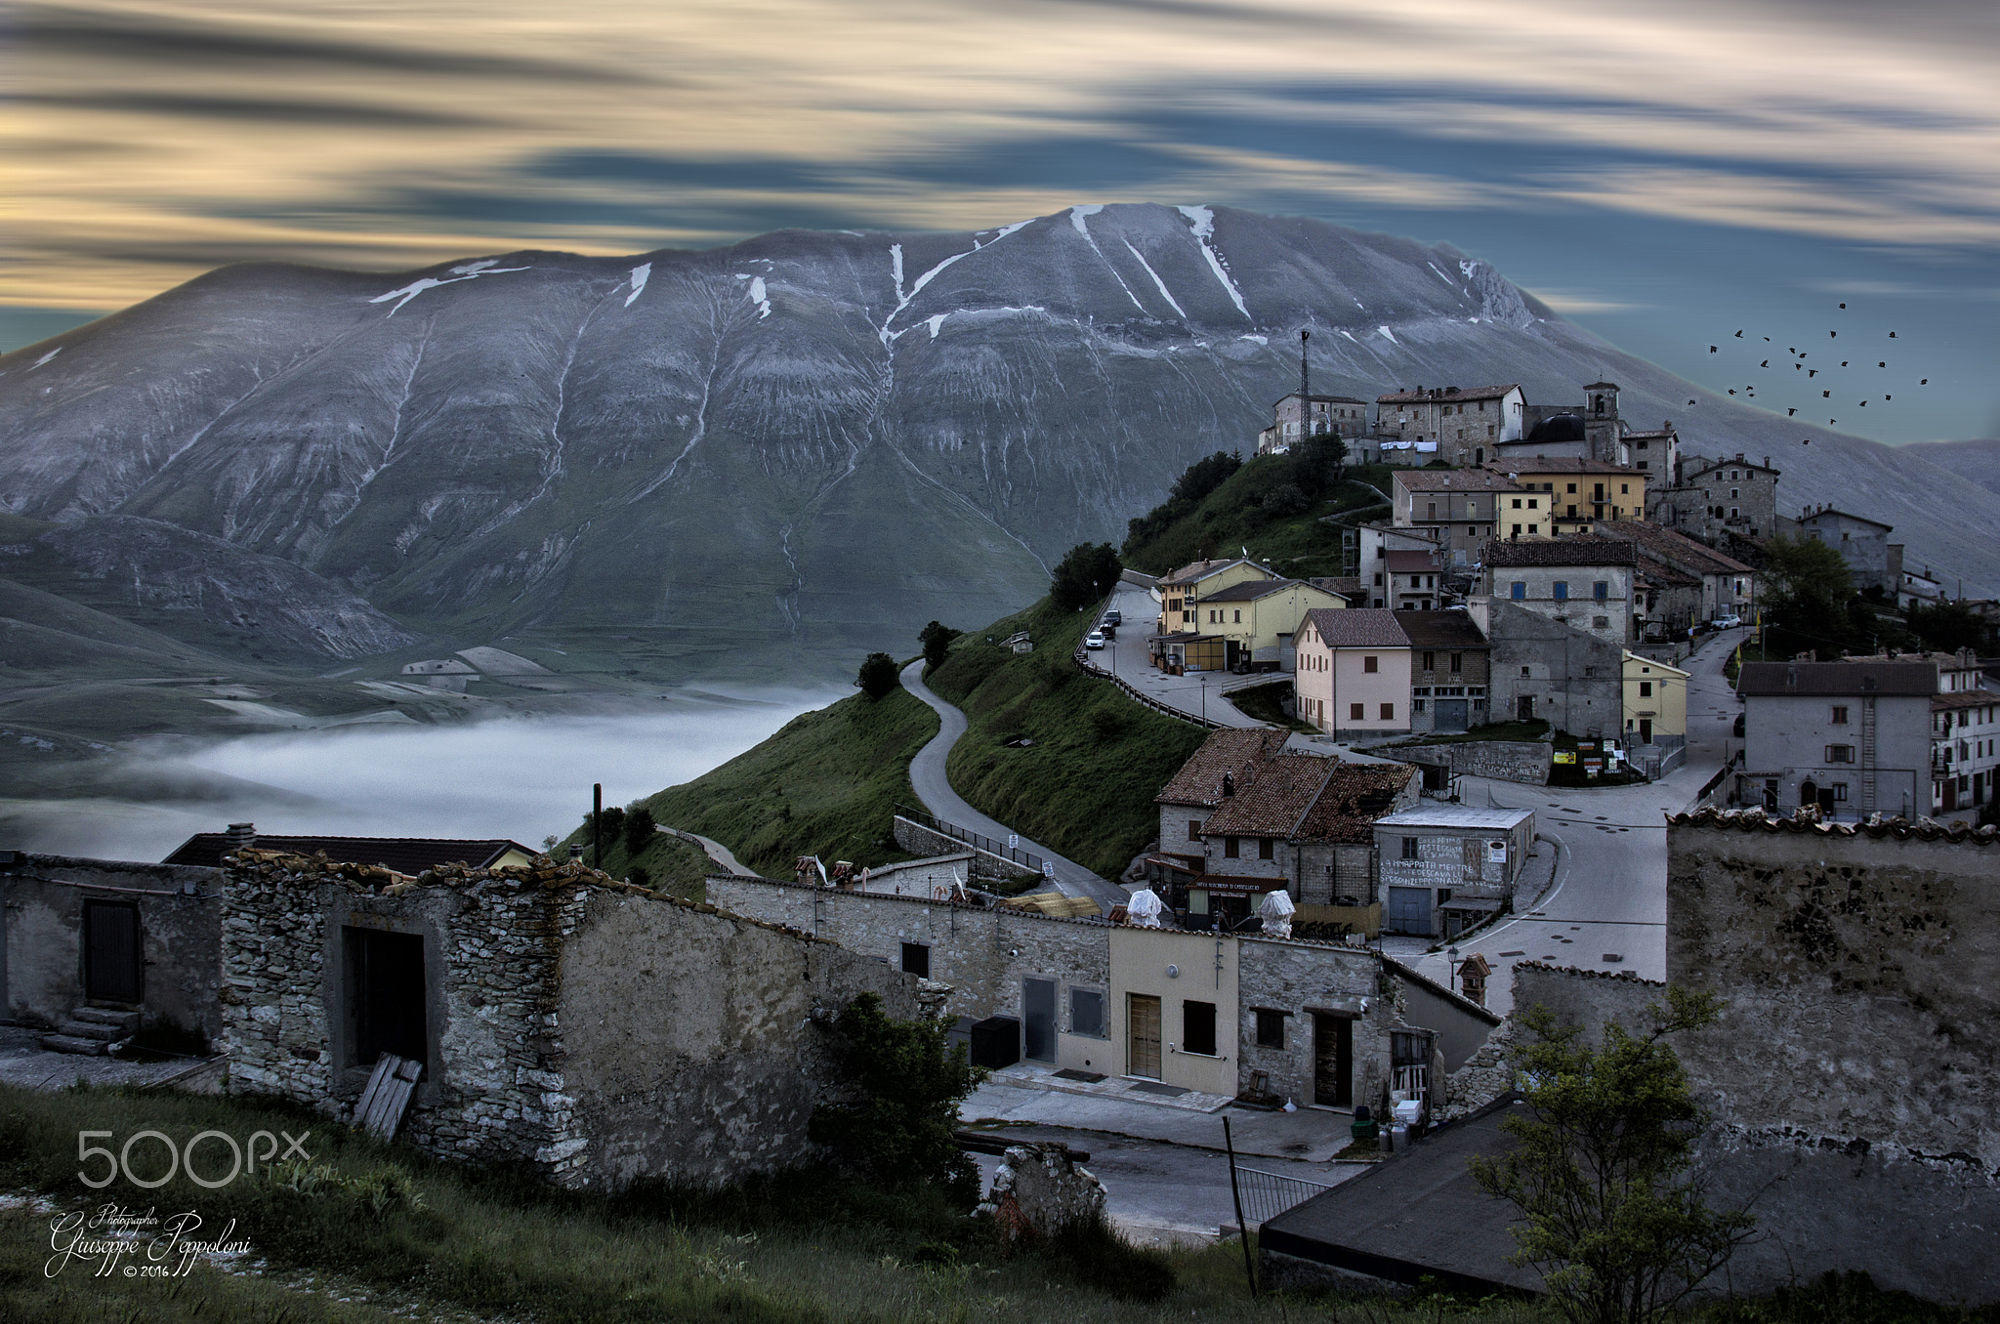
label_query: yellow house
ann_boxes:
[1190,578,1347,670]
[1622,650,1688,747]
[1153,557,1283,672]
[1498,460,1647,536]
[1108,927,1241,1096]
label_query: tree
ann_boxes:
[1050,542,1121,612]
[1288,430,1348,499]
[1170,450,1242,506]
[1761,534,1856,655]
[623,804,656,856]
[857,651,900,698]
[1906,599,1997,655]
[919,619,959,669]
[1470,987,1755,1324]
[810,992,987,1209]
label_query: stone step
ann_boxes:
[73,1016,141,1040]
[57,1019,125,1042]
[39,1033,108,1056]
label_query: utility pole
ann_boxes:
[591,782,603,868]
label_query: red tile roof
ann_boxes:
[1155,728,1291,807]
[1199,754,1338,837]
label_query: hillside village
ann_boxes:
[4,349,1999,1314]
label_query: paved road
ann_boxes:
[899,659,1126,912]
[1100,581,1270,728]
[654,824,753,876]
[1387,627,1748,1011]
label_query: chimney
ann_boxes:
[1222,771,1236,798]
[1763,455,1771,468]
[225,822,256,851]
[1736,452,1744,462]
[568,844,584,861]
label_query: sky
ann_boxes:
[4,0,1997,443]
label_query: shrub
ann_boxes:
[857,652,901,698]
[623,804,657,855]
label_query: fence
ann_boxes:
[893,805,1049,875]
[1231,1165,1336,1226]
[1071,644,1220,730]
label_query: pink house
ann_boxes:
[1294,609,1413,738]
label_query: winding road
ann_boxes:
[899,659,1127,912]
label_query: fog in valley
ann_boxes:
[0,690,839,863]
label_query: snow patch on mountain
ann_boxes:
[31,348,60,369]
[1376,325,1399,344]
[926,313,946,339]
[748,276,771,319]
[1176,205,1251,321]
[370,261,530,315]
[1069,205,1146,314]
[1122,240,1186,319]
[625,263,651,307]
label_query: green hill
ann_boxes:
[1119,450,1394,580]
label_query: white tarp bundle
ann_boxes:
[1126,888,1165,928]
[1258,888,1296,938]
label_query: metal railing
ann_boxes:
[1071,644,1220,730]
[894,805,1048,874]
[1231,1165,1335,1225]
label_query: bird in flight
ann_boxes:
[1787,408,1797,416]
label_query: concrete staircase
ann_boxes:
[40,1005,140,1056]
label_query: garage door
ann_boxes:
[1386,887,1433,936]
[1432,698,1469,734]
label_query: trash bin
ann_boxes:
[1349,1105,1378,1143]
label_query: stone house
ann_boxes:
[1477,538,1637,735]
[0,853,220,1051]
[221,850,923,1191]
[1374,384,1525,467]
[1735,659,1936,819]
[1152,727,1293,868]
[1371,804,1535,938]
[1839,649,2000,819]
[707,870,1497,1115]
[1294,608,1414,738]
[1397,609,1490,735]
[1390,468,1531,568]
[1258,391,1370,455]
[1650,452,1780,542]
[1355,523,1443,608]
[1596,519,1757,637]
[1495,458,1646,536]
[1797,505,1901,595]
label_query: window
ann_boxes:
[901,942,931,978]
[1640,681,1653,697]
[1186,820,1202,841]
[1381,702,1395,720]
[1553,581,1569,600]
[1450,652,1463,674]
[1071,988,1106,1037]
[1511,498,1522,509]
[1224,836,1240,858]
[1512,524,1522,536]
[1422,651,1435,671]
[1401,836,1419,860]
[1255,1009,1286,1049]
[1594,616,1610,629]
[1233,610,1242,623]
[1594,581,1608,601]
[1364,655,1379,673]
[1567,482,1577,494]
[1830,783,1849,802]
[1825,745,1855,763]
[1350,702,1364,721]
[1259,837,1275,861]
[1831,705,1848,724]
[1183,1000,1218,1056]
[1510,581,1526,600]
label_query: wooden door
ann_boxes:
[1127,994,1161,1079]
[82,901,141,1004]
[1313,1012,1353,1107]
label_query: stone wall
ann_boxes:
[1236,936,1392,1111]
[1667,814,2000,1172]
[1381,741,1549,785]
[1441,962,1666,1119]
[222,851,921,1191]
[1,855,221,1042]
[891,817,1040,881]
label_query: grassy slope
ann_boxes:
[620,687,938,879]
[1120,455,1395,580]
[556,830,720,900]
[926,598,1207,879]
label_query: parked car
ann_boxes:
[1711,614,1742,630]
[1103,610,1122,625]
[1084,630,1106,650]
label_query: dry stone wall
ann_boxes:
[1379,741,1549,785]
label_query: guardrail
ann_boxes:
[1231,1165,1335,1225]
[1071,645,1220,730]
[894,805,1049,874]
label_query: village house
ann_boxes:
[1374,384,1525,467]
[1371,804,1536,938]
[1184,576,1349,672]
[1390,468,1535,568]
[1839,649,2000,817]
[1398,608,1491,735]
[1495,458,1646,535]
[1622,651,1689,774]
[1796,505,1902,596]
[1735,659,1937,819]
[1510,381,1679,473]
[1294,608,1414,738]
[1474,538,1637,735]
[1596,519,1757,636]
[1257,391,1371,455]
[1650,452,1780,545]
[1355,523,1445,609]
[1150,556,1282,671]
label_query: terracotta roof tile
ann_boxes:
[1484,537,1638,568]
[1198,754,1337,837]
[1295,763,1420,843]
[1155,728,1290,807]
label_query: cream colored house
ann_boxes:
[1108,927,1241,1096]
[1189,578,1347,671]
[1499,459,1647,535]
[1622,651,1688,748]
[1293,608,1413,738]
[1153,557,1283,670]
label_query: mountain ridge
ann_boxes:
[3,202,1995,682]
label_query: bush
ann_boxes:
[1037,1208,1176,1302]
[623,805,657,856]
[919,620,960,669]
[857,652,900,698]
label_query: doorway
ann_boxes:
[1639,718,1653,744]
[1516,694,1534,721]
[1022,978,1056,1063]
[1312,1012,1354,1107]
[343,927,428,1069]
[82,900,141,1004]
[1127,994,1161,1079]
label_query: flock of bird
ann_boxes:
[1701,302,1930,445]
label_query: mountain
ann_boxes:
[1902,439,2000,502]
[3,202,1996,684]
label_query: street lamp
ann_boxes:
[1447,944,1461,993]
[1201,672,1208,725]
